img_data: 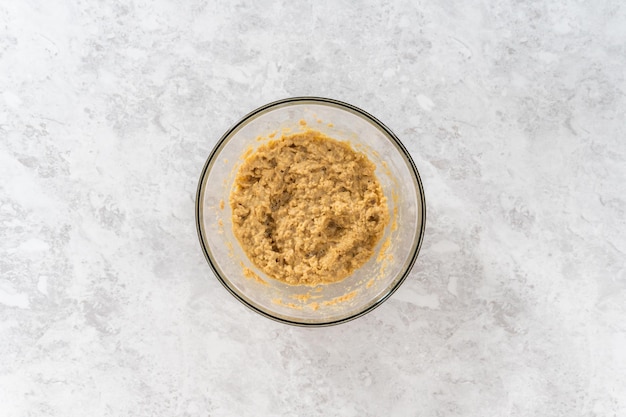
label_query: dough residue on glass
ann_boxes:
[230,129,389,285]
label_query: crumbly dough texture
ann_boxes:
[230,130,389,285]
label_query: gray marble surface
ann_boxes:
[1,0,625,416]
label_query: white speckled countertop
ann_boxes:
[1,1,625,416]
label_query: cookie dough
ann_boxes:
[230,130,389,285]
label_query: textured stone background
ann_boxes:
[1,0,625,416]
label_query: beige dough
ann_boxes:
[230,130,389,285]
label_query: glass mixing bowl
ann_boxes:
[195,97,426,326]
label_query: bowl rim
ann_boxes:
[195,96,426,327]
